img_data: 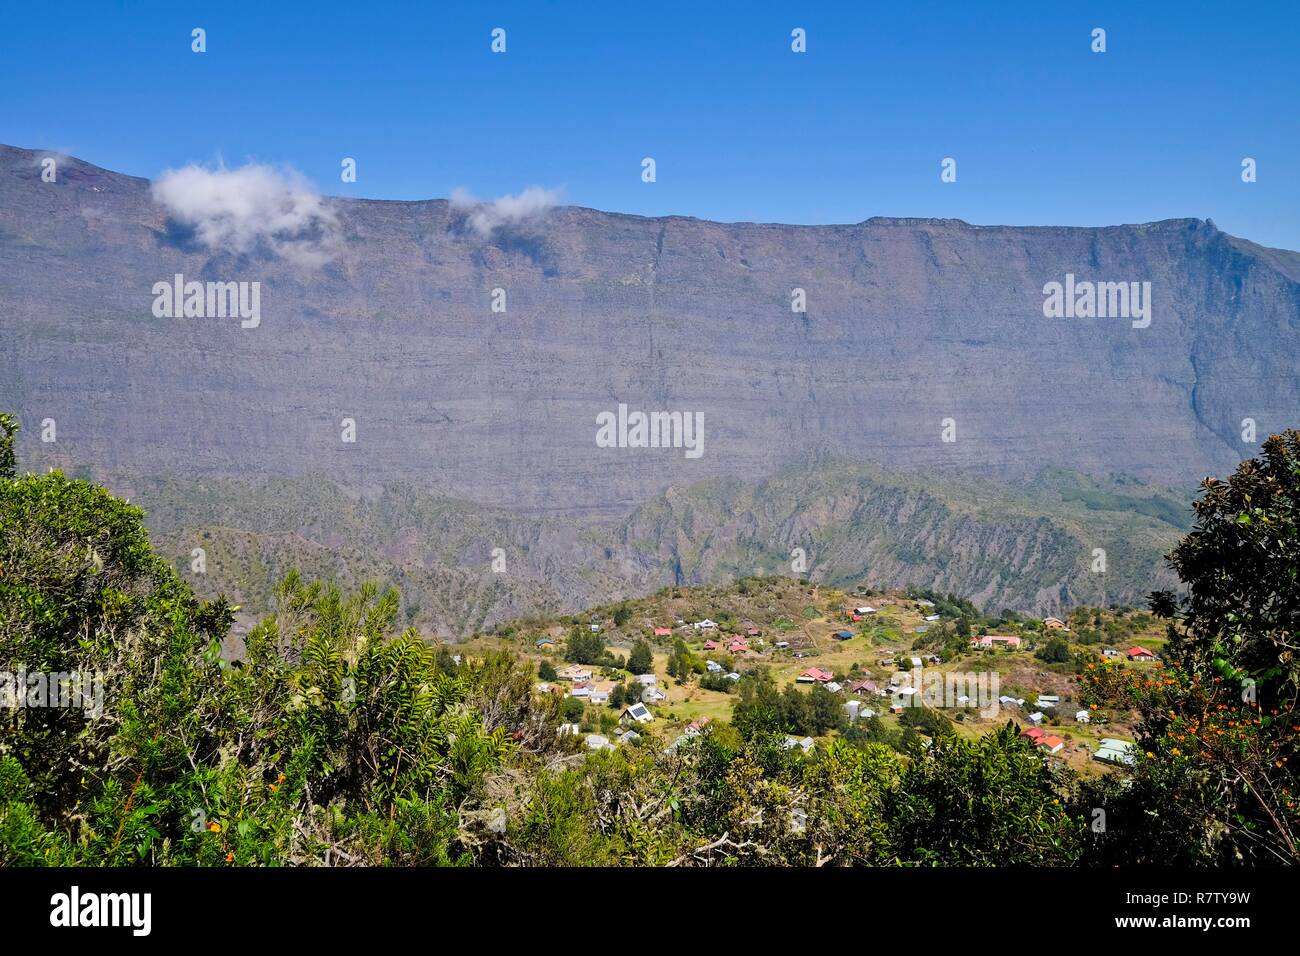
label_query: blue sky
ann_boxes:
[3,1,1298,249]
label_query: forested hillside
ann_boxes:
[2,413,1297,867]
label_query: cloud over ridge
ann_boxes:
[152,161,340,267]
[450,185,562,237]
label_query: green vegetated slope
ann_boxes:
[116,457,1190,637]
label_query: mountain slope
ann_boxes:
[2,144,1299,520]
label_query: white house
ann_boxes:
[585,734,613,751]
[705,660,723,673]
[641,686,666,703]
[1075,709,1091,723]
[635,673,657,686]
[1027,711,1044,725]
[692,619,718,630]
[853,606,877,615]
[622,702,653,724]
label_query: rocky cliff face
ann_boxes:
[4,144,1299,522]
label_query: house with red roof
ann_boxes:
[702,639,718,650]
[970,635,1022,650]
[1127,646,1156,661]
[1038,734,1065,754]
[653,627,673,637]
[797,667,835,683]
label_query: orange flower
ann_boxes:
[207,821,221,833]
[225,851,234,863]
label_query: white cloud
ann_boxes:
[451,185,562,237]
[151,161,340,267]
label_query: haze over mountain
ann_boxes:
[2,144,1297,632]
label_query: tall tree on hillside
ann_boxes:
[627,639,653,675]
[1083,430,1300,865]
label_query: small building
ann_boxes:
[1075,709,1091,723]
[1127,646,1156,661]
[635,673,657,686]
[832,629,854,641]
[1044,617,1070,631]
[585,734,613,751]
[797,667,834,683]
[854,606,877,615]
[558,664,593,682]
[1094,738,1137,766]
[621,702,653,724]
[706,660,723,673]
[825,681,843,694]
[1038,734,1065,755]
[774,640,790,649]
[909,656,923,668]
[1102,648,1122,659]
[692,619,718,630]
[1027,711,1044,725]
[653,627,673,638]
[702,639,719,650]
[726,672,741,682]
[641,686,666,703]
[970,635,1022,651]
[782,735,815,754]
[535,637,555,649]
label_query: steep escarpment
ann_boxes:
[2,145,1299,520]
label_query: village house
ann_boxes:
[1102,648,1122,659]
[848,678,880,696]
[1044,617,1070,631]
[558,664,593,682]
[586,734,613,751]
[653,627,673,638]
[970,635,1022,650]
[854,605,877,615]
[641,686,666,703]
[1127,646,1156,661]
[706,660,723,673]
[797,667,835,683]
[635,673,656,686]
[832,630,854,641]
[782,736,815,754]
[702,639,719,650]
[535,637,555,649]
[621,702,653,725]
[1094,738,1137,766]
[692,619,718,631]
[1075,709,1091,723]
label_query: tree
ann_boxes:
[1035,636,1071,663]
[627,639,653,676]
[1109,430,1300,865]
[562,696,586,723]
[612,604,633,627]
[565,627,605,665]
[538,660,558,682]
